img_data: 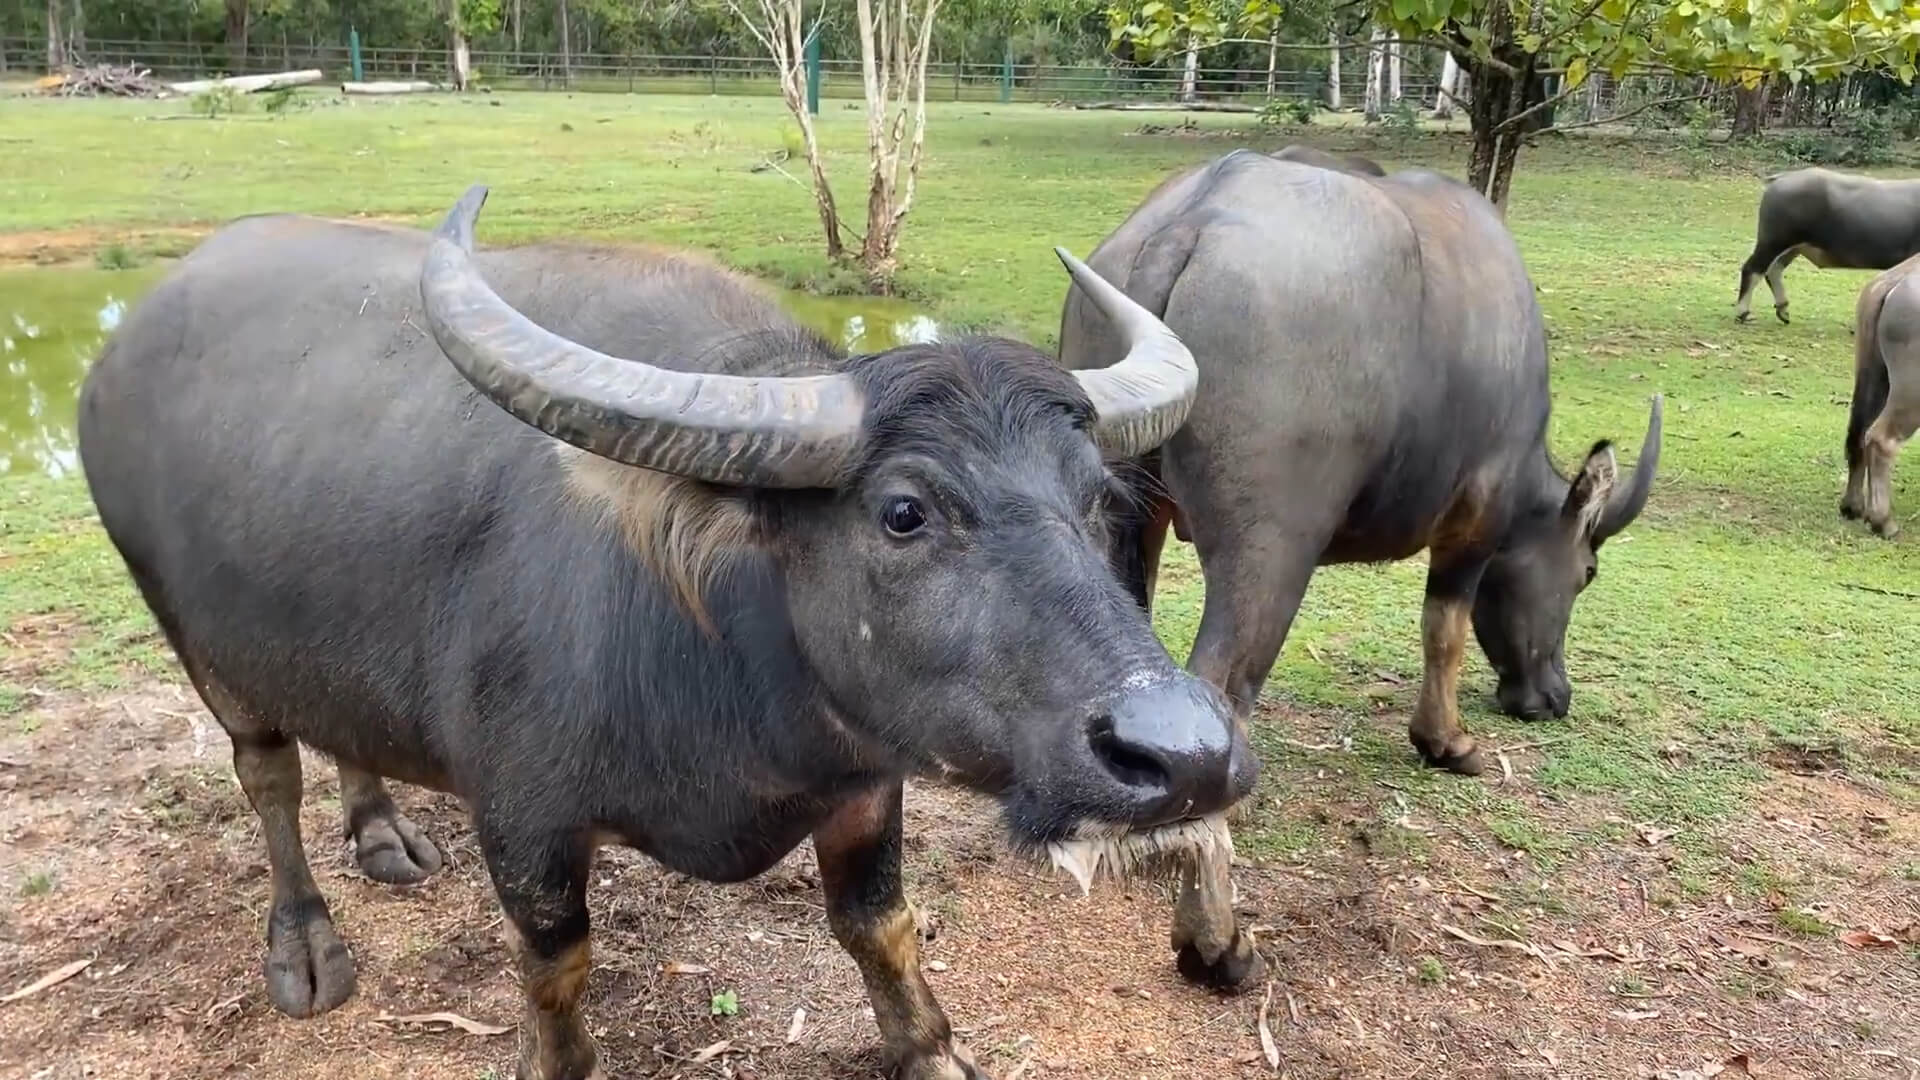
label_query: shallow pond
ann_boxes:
[0,265,937,479]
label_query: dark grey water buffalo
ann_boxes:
[1842,252,1920,536]
[1059,149,1660,990]
[1736,166,1920,324]
[1269,143,1386,177]
[78,186,1256,1080]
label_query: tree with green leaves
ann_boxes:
[1112,0,1920,209]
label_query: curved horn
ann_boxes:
[1595,394,1663,544]
[1055,248,1199,456]
[418,185,865,489]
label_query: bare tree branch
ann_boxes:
[1534,90,1711,135]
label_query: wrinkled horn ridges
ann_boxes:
[418,185,866,489]
[1055,247,1200,457]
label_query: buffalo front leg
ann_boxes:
[1409,556,1488,776]
[815,784,983,1080]
[1170,839,1262,992]
[483,829,600,1080]
[339,764,443,885]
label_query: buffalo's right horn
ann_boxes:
[1595,394,1663,543]
[1055,248,1200,456]
[419,185,866,489]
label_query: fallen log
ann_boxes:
[168,69,323,95]
[1069,100,1260,113]
[340,80,446,95]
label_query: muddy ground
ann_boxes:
[3,668,1916,1080]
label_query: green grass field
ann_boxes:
[2,87,1916,914]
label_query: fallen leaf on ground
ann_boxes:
[1610,1008,1661,1021]
[664,961,713,975]
[374,1012,512,1036]
[786,1007,807,1043]
[1256,982,1280,1070]
[1839,929,1899,949]
[1,958,93,1005]
[690,1040,733,1064]
[1635,823,1678,846]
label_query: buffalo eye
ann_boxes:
[1584,565,1597,586]
[881,496,926,538]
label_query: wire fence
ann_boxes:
[4,35,1458,108]
[7,33,1822,130]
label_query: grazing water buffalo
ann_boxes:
[1735,166,1920,324]
[78,186,1256,1080]
[1058,149,1661,990]
[1842,252,1920,536]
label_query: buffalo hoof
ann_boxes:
[1412,732,1485,777]
[351,810,444,885]
[264,896,356,1018]
[1870,517,1901,539]
[1735,310,1753,324]
[1840,499,1863,521]
[899,1046,989,1080]
[1775,305,1791,325]
[1175,928,1266,993]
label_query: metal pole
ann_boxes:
[349,26,363,83]
[1000,42,1011,104]
[804,26,821,115]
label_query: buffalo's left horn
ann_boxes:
[419,184,866,489]
[1055,248,1200,456]
[1596,393,1663,543]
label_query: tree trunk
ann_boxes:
[1178,39,1198,103]
[1326,30,1340,110]
[1362,25,1384,121]
[70,0,85,60]
[1388,36,1401,102]
[224,0,249,75]
[45,0,64,72]
[451,27,470,90]
[1584,68,1604,121]
[556,0,570,87]
[1732,78,1768,138]
[1265,29,1277,98]
[512,0,522,51]
[1432,51,1458,118]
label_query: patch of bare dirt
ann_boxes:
[2,680,1917,1080]
[0,215,418,267]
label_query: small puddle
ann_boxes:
[0,266,937,479]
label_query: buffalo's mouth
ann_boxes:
[1025,813,1234,896]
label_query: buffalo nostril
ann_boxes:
[1086,713,1174,793]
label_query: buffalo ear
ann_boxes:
[1561,440,1618,539]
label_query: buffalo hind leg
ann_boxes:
[191,673,357,1018]
[1408,553,1489,776]
[816,784,982,1080]
[1763,248,1801,324]
[485,828,601,1080]
[340,764,443,885]
[1862,401,1918,537]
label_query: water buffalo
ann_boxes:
[1735,166,1920,324]
[77,186,1256,1080]
[1058,149,1661,990]
[1269,143,1386,177]
[1843,251,1920,536]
